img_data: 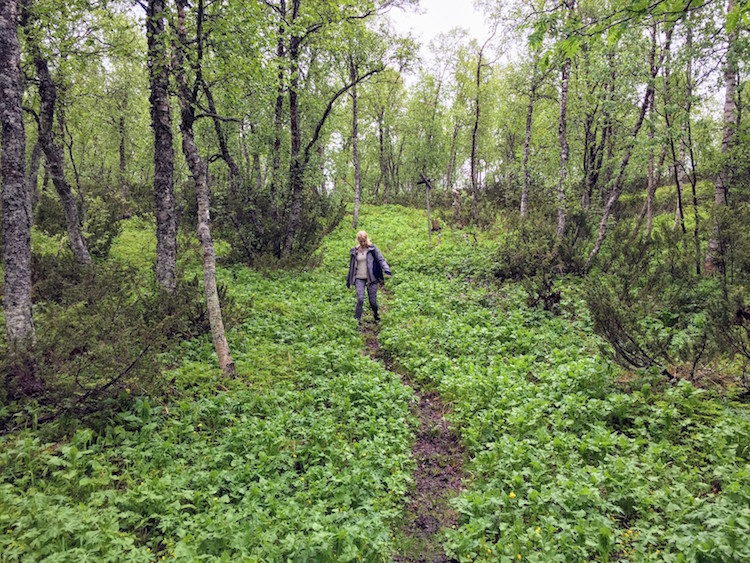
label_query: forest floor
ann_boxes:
[1,204,749,562]
[362,315,463,563]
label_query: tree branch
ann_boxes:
[302,65,383,167]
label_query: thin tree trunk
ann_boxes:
[556,57,571,236]
[28,140,41,210]
[203,81,242,186]
[196,0,262,245]
[453,189,461,224]
[602,52,616,196]
[446,118,460,192]
[706,0,737,273]
[376,112,385,198]
[28,43,91,264]
[685,24,701,275]
[582,56,608,212]
[240,118,252,177]
[646,101,656,236]
[282,14,302,257]
[662,29,686,236]
[174,0,235,376]
[351,56,361,228]
[556,0,575,236]
[632,95,656,240]
[470,47,484,224]
[393,136,404,198]
[59,107,87,224]
[282,28,381,256]
[521,86,534,218]
[1,0,35,352]
[587,24,664,269]
[421,174,432,244]
[268,0,286,255]
[147,0,177,290]
[318,144,325,195]
[119,114,127,199]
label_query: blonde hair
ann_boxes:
[356,230,371,247]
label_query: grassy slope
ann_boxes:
[0,209,418,562]
[378,207,750,562]
[1,204,749,562]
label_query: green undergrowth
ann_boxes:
[375,211,750,561]
[2,204,749,562]
[0,207,419,561]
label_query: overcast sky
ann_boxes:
[387,0,493,61]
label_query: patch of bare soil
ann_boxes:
[362,321,464,563]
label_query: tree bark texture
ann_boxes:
[174,0,235,376]
[1,0,35,351]
[376,112,385,198]
[147,0,177,291]
[706,0,737,273]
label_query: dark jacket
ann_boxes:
[347,245,391,288]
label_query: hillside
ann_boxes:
[1,205,748,562]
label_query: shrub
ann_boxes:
[585,223,742,382]
[1,255,239,431]
[83,196,122,259]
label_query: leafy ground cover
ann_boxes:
[2,204,749,562]
[0,210,417,561]
[378,211,750,562]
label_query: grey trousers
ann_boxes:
[354,278,378,321]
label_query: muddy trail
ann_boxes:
[362,320,464,562]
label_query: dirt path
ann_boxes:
[362,321,464,562]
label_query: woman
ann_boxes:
[346,230,391,323]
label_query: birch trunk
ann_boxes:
[19,3,91,265]
[33,55,91,264]
[147,0,177,290]
[556,57,570,236]
[119,114,127,199]
[269,0,286,246]
[470,49,483,224]
[351,57,361,229]
[174,0,235,376]
[706,0,737,273]
[521,87,534,218]
[662,29,686,235]
[646,101,656,237]
[1,0,35,351]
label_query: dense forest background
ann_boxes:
[2,0,750,560]
[5,0,750,396]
